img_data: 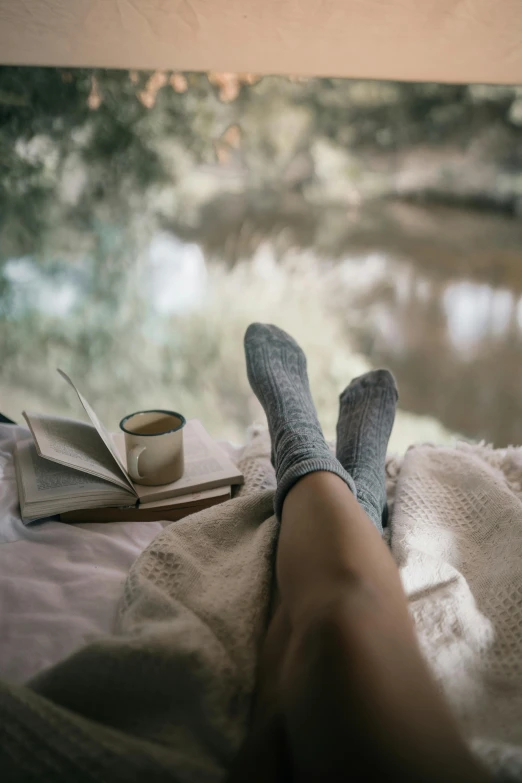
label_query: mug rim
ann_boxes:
[119,409,187,437]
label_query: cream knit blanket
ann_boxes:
[1,431,522,781]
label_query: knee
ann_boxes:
[288,582,382,673]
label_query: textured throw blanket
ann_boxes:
[1,431,522,781]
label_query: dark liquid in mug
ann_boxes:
[129,415,182,435]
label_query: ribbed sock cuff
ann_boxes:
[274,457,357,521]
[356,494,384,535]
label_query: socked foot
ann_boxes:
[244,323,356,519]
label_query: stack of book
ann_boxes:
[15,371,243,524]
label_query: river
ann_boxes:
[2,192,521,449]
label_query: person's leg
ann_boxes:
[277,471,491,783]
[233,324,490,783]
[230,321,357,783]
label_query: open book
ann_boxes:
[15,370,243,522]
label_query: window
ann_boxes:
[2,68,521,447]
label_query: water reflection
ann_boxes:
[343,204,522,447]
[168,195,522,447]
[4,258,80,317]
[2,193,522,448]
[146,234,206,316]
[444,283,514,351]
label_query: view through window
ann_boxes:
[1,68,521,449]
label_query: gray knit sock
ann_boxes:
[336,370,398,533]
[244,323,356,520]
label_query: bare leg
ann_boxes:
[277,471,491,783]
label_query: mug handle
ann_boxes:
[128,445,146,481]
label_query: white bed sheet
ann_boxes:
[0,423,240,685]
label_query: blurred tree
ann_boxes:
[1,69,521,258]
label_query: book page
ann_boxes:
[17,440,127,502]
[57,369,134,490]
[23,412,132,492]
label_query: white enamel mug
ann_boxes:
[119,409,186,486]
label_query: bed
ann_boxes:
[0,423,241,685]
[2,418,522,783]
